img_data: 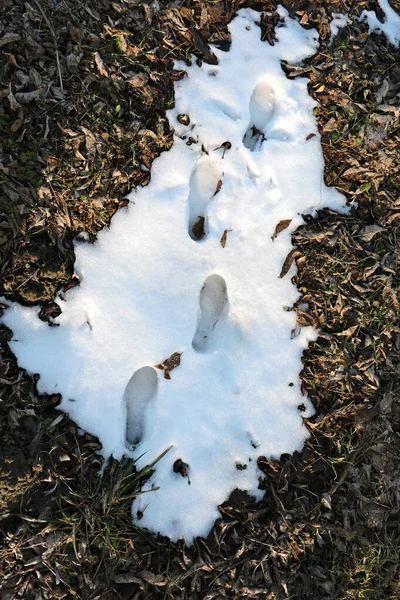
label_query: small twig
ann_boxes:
[33,0,64,93]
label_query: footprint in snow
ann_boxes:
[188,160,223,241]
[243,81,275,151]
[125,366,158,448]
[192,274,228,353]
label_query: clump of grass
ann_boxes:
[56,446,172,549]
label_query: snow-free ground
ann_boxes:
[2,7,350,542]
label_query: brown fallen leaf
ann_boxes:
[155,352,182,379]
[191,28,218,65]
[272,219,292,240]
[192,216,205,240]
[93,51,108,77]
[220,228,232,248]
[278,249,300,278]
[214,179,222,195]
[336,325,359,337]
[359,224,385,241]
[323,118,337,132]
[127,74,148,88]
[306,133,316,140]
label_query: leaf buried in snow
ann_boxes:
[173,458,189,478]
[278,249,300,279]
[155,352,182,379]
[272,219,292,240]
[220,228,232,248]
[177,114,190,125]
[191,216,205,240]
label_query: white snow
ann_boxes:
[330,13,350,42]
[360,0,400,47]
[1,7,348,543]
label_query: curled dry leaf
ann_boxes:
[272,219,292,240]
[93,51,108,77]
[220,228,232,248]
[278,249,300,279]
[155,351,182,379]
[336,325,359,337]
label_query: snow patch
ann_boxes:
[330,13,350,42]
[1,7,348,543]
[360,0,400,47]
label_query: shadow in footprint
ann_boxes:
[192,274,228,352]
[243,81,275,151]
[188,161,222,241]
[125,366,158,447]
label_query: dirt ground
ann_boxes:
[0,0,399,598]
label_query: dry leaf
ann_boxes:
[0,33,21,47]
[93,52,108,77]
[127,74,148,88]
[140,571,168,586]
[8,85,20,111]
[323,118,337,132]
[155,352,182,379]
[279,249,300,278]
[359,224,385,241]
[220,228,232,248]
[214,179,222,196]
[272,219,292,240]
[336,325,358,337]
